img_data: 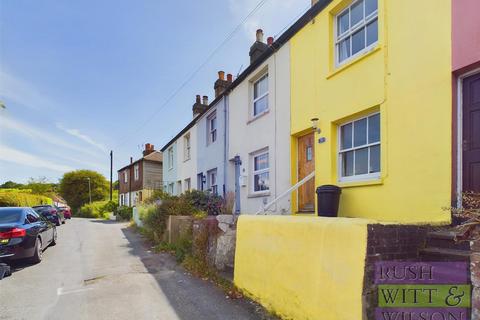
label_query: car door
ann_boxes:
[26,210,51,245]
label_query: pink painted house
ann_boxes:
[452,0,480,205]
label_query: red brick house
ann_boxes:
[118,144,163,207]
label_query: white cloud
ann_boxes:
[56,123,108,152]
[0,70,56,110]
[0,144,74,173]
[228,0,310,41]
[0,116,102,158]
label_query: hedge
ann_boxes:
[0,190,52,207]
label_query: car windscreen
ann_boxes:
[34,208,54,216]
[0,209,24,224]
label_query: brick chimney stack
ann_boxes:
[249,29,269,64]
[192,94,208,117]
[214,71,231,97]
[143,143,155,156]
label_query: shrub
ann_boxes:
[77,200,116,219]
[0,190,52,207]
[116,206,133,221]
[182,190,225,216]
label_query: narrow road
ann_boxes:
[0,218,269,320]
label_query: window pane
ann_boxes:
[366,18,378,46]
[254,172,269,191]
[365,0,377,16]
[254,153,269,171]
[342,151,354,177]
[354,118,367,147]
[254,95,268,115]
[368,113,380,143]
[338,38,351,62]
[337,10,350,36]
[355,148,368,175]
[341,123,353,150]
[254,75,268,99]
[352,28,366,55]
[370,145,380,173]
[350,0,364,26]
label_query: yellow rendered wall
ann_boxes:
[234,215,370,320]
[290,0,452,223]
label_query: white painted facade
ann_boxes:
[227,43,291,214]
[173,125,198,195]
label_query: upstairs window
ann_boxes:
[168,147,174,170]
[184,134,191,161]
[338,113,380,182]
[253,74,269,117]
[124,170,128,183]
[208,112,217,144]
[134,164,139,181]
[335,0,378,65]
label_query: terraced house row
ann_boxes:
[157,0,480,318]
[162,0,479,221]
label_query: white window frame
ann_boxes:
[184,178,191,191]
[207,111,217,144]
[335,0,378,66]
[337,112,381,183]
[168,147,174,170]
[252,73,269,118]
[134,164,139,181]
[168,183,174,194]
[251,149,270,194]
[207,169,218,195]
[184,134,191,161]
[124,170,128,183]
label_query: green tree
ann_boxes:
[59,170,109,211]
[0,181,24,189]
[25,177,57,195]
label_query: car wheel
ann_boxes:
[50,229,57,246]
[62,220,65,224]
[31,238,43,264]
[56,221,60,226]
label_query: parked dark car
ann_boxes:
[0,207,57,264]
[33,205,65,226]
[57,206,71,219]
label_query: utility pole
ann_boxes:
[87,178,92,204]
[110,150,113,202]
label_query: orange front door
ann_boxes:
[298,133,315,212]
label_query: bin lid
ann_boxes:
[316,185,341,193]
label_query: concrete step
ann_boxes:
[426,230,470,251]
[419,247,471,262]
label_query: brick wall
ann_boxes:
[363,225,429,319]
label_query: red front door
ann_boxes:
[463,73,480,193]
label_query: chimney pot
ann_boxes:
[196,95,201,103]
[202,96,208,105]
[256,29,264,42]
[267,37,274,45]
[218,71,225,80]
[227,74,233,82]
[130,157,133,164]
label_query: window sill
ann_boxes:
[327,46,381,80]
[338,178,383,188]
[247,109,270,125]
[183,158,191,163]
[248,191,270,198]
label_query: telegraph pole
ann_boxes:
[110,150,113,201]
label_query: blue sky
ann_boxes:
[0,0,310,183]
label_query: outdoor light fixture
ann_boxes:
[311,118,321,134]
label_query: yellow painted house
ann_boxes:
[290,0,452,223]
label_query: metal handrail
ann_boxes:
[255,171,315,215]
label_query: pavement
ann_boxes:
[0,218,273,320]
